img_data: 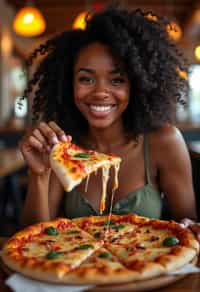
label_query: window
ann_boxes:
[188,64,200,123]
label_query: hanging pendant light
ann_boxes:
[13,3,46,37]
[72,11,90,30]
[72,1,104,30]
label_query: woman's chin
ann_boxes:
[87,118,121,131]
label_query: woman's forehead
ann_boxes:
[74,42,125,71]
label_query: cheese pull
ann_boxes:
[50,141,121,213]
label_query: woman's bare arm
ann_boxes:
[21,170,63,226]
[20,169,51,226]
[155,125,197,221]
[19,121,71,226]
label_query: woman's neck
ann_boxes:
[84,123,134,153]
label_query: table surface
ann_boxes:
[0,148,25,177]
[0,237,200,292]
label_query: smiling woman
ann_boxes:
[18,4,200,242]
[73,43,130,130]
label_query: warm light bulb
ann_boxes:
[194,45,200,61]
[23,13,34,24]
[72,11,90,30]
[13,6,46,37]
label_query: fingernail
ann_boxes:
[60,135,68,142]
[66,135,72,141]
[52,136,58,144]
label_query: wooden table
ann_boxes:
[0,238,200,292]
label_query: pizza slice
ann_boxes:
[1,218,103,281]
[73,214,137,241]
[63,247,140,284]
[104,216,199,277]
[50,141,121,213]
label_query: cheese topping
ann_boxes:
[85,174,90,193]
[99,162,120,216]
[99,166,110,214]
[50,141,121,214]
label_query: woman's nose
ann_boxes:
[93,81,110,98]
[93,91,110,99]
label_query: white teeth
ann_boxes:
[89,105,113,112]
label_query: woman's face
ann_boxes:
[73,42,130,130]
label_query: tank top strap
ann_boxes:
[143,134,152,185]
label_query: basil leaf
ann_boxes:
[103,220,116,226]
[73,153,90,159]
[45,226,59,236]
[112,224,125,230]
[163,237,180,247]
[46,251,64,259]
[98,252,112,259]
[76,244,94,250]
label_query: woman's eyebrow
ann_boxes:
[77,67,125,74]
[77,68,94,73]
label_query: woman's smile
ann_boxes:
[73,42,130,129]
[87,104,117,118]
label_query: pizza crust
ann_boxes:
[1,215,199,285]
[49,142,121,192]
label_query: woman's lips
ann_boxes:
[88,104,117,118]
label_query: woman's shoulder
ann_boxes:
[148,124,188,163]
[149,124,184,148]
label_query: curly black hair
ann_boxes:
[24,4,188,141]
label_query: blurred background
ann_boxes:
[0,0,200,235]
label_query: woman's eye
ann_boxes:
[78,76,94,84]
[111,77,126,85]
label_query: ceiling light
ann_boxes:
[194,45,200,61]
[13,5,46,37]
[72,11,90,30]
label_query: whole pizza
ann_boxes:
[1,214,199,284]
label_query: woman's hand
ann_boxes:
[19,121,71,175]
[180,218,200,242]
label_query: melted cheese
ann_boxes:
[50,141,121,213]
[105,189,117,238]
[113,162,120,190]
[99,166,110,214]
[99,162,120,215]
[84,174,90,193]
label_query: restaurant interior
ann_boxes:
[0,0,200,237]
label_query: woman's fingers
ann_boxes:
[38,122,59,145]
[32,128,51,153]
[180,218,200,242]
[28,136,45,153]
[48,121,72,142]
[37,121,71,145]
[20,121,71,156]
[189,224,200,242]
[180,218,194,228]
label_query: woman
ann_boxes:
[19,5,200,239]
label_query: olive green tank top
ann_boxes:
[64,135,162,219]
